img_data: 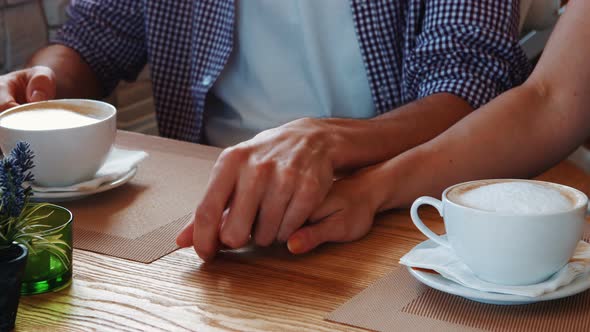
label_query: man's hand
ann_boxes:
[0,66,57,111]
[286,172,379,254]
[176,118,337,261]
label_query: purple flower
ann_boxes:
[9,142,35,182]
[0,142,35,218]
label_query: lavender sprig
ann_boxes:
[9,141,35,182]
[0,142,35,218]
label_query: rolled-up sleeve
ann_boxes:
[404,0,532,109]
[52,0,147,96]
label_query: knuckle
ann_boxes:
[291,117,315,127]
[194,206,216,227]
[217,148,232,162]
[220,145,249,163]
[252,160,273,179]
[31,65,54,76]
[279,165,299,182]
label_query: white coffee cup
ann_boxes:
[410,179,587,286]
[0,99,116,187]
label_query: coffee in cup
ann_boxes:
[447,180,578,214]
[0,99,116,187]
[410,179,587,286]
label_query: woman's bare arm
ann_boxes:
[368,0,590,209]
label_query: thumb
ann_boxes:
[176,220,195,248]
[26,66,56,103]
[287,217,340,254]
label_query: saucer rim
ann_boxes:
[31,167,137,201]
[406,239,590,305]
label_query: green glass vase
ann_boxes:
[21,204,73,295]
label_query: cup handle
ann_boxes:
[410,196,450,248]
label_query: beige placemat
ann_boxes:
[327,229,590,332]
[63,131,221,263]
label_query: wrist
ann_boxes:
[373,147,431,212]
[318,118,369,170]
[349,164,393,213]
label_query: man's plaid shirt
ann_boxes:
[56,0,531,143]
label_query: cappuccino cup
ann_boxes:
[410,179,587,286]
[0,99,116,187]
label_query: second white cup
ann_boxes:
[410,179,587,286]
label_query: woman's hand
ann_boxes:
[286,170,383,254]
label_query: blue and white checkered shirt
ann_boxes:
[55,0,531,143]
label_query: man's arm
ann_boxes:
[322,93,472,171]
[0,0,146,110]
[27,45,102,100]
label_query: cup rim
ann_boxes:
[0,99,116,132]
[442,179,588,217]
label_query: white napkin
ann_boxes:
[400,240,590,297]
[32,147,148,192]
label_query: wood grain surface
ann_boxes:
[15,137,590,331]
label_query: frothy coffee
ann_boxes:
[447,180,582,215]
[0,108,100,131]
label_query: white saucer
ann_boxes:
[30,167,137,203]
[407,239,590,305]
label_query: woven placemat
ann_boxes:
[64,132,220,263]
[327,228,590,332]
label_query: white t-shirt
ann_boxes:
[205,0,375,147]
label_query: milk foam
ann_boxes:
[451,181,574,214]
[0,108,100,130]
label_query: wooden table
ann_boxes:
[15,137,590,331]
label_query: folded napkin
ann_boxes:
[400,240,590,297]
[32,147,148,192]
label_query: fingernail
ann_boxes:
[30,90,47,102]
[287,235,304,254]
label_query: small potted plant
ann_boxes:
[0,142,72,330]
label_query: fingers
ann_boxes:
[0,66,56,110]
[220,163,268,249]
[285,189,343,254]
[287,179,378,254]
[287,217,342,254]
[253,173,294,246]
[308,187,343,223]
[276,174,332,242]
[192,151,239,261]
[25,66,56,103]
[176,220,194,248]
[0,74,22,110]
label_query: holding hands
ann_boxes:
[176,118,344,261]
[286,171,380,255]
